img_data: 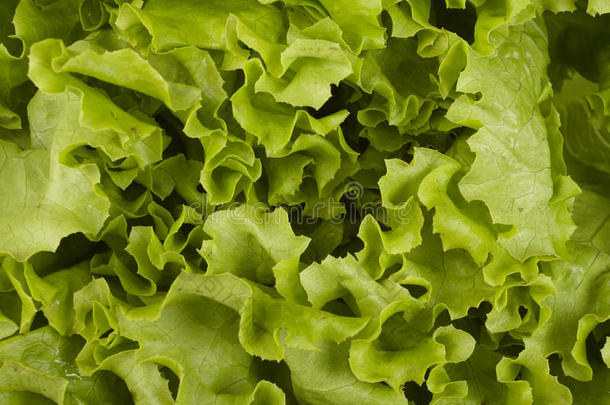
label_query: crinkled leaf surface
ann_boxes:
[0,0,609,404]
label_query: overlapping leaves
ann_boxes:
[0,1,609,404]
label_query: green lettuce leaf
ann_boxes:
[447,19,579,261]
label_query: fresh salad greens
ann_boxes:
[0,0,609,404]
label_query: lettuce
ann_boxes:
[0,1,609,404]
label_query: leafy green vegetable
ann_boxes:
[0,1,609,404]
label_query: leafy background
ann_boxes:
[0,0,609,404]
